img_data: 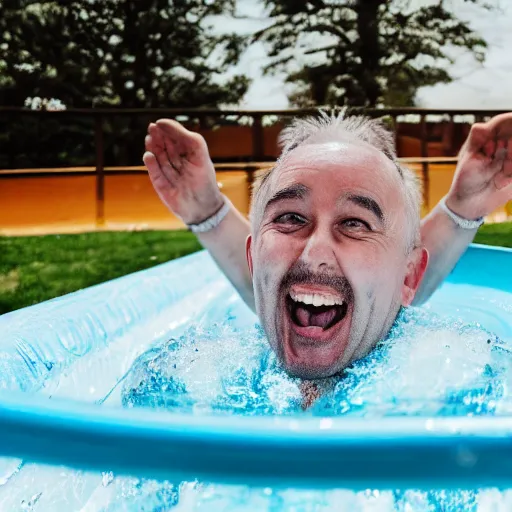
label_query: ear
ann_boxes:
[246,235,254,278]
[402,247,429,306]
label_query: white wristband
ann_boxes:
[439,197,484,230]
[187,197,230,233]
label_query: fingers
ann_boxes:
[467,123,489,153]
[500,141,512,189]
[488,145,510,191]
[493,139,512,185]
[156,119,186,161]
[496,138,507,154]
[487,112,512,140]
[147,123,165,152]
[153,138,182,182]
[143,151,175,201]
[483,138,495,159]
[142,150,158,172]
[145,134,153,153]
[468,115,512,165]
[155,118,190,142]
[489,139,508,167]
[156,118,205,158]
[471,113,512,152]
[145,124,182,182]
[494,173,512,192]
[143,150,165,185]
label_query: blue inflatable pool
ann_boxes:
[0,244,511,497]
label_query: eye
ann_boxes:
[340,218,371,231]
[274,213,307,226]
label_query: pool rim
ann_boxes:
[1,242,511,489]
[3,391,512,489]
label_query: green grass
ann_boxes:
[0,230,201,315]
[473,221,512,249]
[0,222,511,315]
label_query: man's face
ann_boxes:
[246,141,427,379]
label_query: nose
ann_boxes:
[300,224,339,272]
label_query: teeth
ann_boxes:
[289,291,343,307]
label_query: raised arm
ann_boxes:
[143,120,254,310]
[144,115,512,311]
[413,113,512,304]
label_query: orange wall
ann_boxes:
[0,172,250,235]
[0,176,97,234]
[1,165,510,235]
[408,163,511,221]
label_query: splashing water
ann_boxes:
[2,306,512,511]
[122,308,511,420]
[103,309,512,511]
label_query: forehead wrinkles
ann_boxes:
[274,143,402,201]
[279,142,397,182]
[251,142,407,235]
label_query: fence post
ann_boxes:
[95,114,105,226]
[252,114,264,161]
[419,114,430,211]
[7,111,15,169]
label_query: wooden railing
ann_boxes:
[0,107,509,225]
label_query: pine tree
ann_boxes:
[0,0,250,168]
[254,0,493,107]
[0,0,248,108]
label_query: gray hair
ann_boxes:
[250,110,422,252]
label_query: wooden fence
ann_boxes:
[0,107,510,231]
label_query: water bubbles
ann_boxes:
[121,325,302,417]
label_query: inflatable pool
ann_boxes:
[0,244,511,510]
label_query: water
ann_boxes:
[121,309,510,419]
[0,249,511,511]
[2,307,512,511]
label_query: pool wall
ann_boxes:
[0,244,511,489]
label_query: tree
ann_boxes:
[0,0,248,108]
[254,0,493,107]
[0,0,250,168]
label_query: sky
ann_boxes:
[219,0,512,110]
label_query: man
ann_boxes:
[143,110,512,380]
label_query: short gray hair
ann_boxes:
[250,110,422,252]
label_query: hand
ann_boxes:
[446,113,512,220]
[143,119,224,225]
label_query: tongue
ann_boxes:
[295,305,338,329]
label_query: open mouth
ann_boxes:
[286,291,348,332]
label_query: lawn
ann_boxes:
[0,222,511,315]
[0,230,201,315]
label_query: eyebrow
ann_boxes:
[345,194,385,223]
[264,184,310,212]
